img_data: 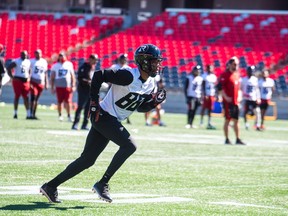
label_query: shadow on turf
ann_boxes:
[0,202,89,211]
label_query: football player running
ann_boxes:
[40,44,166,203]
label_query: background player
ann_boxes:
[184,65,203,129]
[0,44,6,97]
[109,53,132,124]
[40,44,166,203]
[50,52,76,121]
[241,65,261,130]
[200,64,217,129]
[219,57,245,145]
[7,50,31,119]
[258,69,275,130]
[29,49,48,119]
[72,54,99,130]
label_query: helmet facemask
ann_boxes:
[134,44,163,78]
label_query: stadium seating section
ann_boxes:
[0,11,123,63]
[0,10,287,93]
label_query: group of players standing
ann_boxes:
[1,47,165,129]
[184,56,275,144]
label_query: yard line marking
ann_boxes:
[209,201,283,209]
[0,159,71,164]
[0,186,192,204]
[44,130,288,146]
[86,197,193,204]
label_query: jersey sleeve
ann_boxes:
[90,69,133,102]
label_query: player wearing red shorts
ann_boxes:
[200,65,217,129]
[7,51,31,119]
[29,49,48,119]
[50,52,76,121]
[219,57,245,145]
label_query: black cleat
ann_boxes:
[13,114,18,119]
[236,138,246,145]
[225,138,232,145]
[81,125,90,130]
[32,116,39,120]
[71,124,78,130]
[92,181,112,203]
[40,183,61,203]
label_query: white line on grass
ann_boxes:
[0,159,71,164]
[0,185,284,208]
[209,201,282,209]
[44,130,288,146]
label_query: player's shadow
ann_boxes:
[0,202,88,211]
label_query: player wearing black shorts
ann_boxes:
[40,44,166,203]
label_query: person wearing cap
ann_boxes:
[184,65,203,129]
[29,49,48,119]
[0,44,6,96]
[72,54,99,130]
[241,65,261,131]
[219,57,245,145]
[7,50,31,119]
[50,52,76,122]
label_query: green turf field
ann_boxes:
[0,104,287,215]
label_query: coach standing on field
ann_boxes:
[219,57,245,145]
[72,54,99,130]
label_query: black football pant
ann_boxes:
[48,108,137,188]
[73,85,90,128]
[187,97,201,125]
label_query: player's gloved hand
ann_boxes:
[88,101,100,122]
[153,89,166,105]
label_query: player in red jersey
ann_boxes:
[219,57,245,145]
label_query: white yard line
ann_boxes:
[0,185,284,208]
[0,159,71,164]
[209,201,282,209]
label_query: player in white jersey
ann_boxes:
[109,53,133,124]
[29,49,48,119]
[40,44,166,203]
[184,65,203,129]
[240,66,261,130]
[258,69,275,130]
[50,52,76,122]
[7,50,31,119]
[200,65,217,129]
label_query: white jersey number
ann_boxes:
[115,92,145,111]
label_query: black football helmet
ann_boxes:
[134,44,163,77]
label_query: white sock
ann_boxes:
[27,110,31,117]
[14,110,18,115]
